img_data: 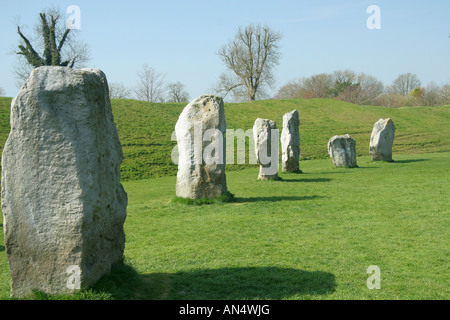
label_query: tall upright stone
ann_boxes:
[370,118,396,161]
[281,110,300,173]
[175,95,227,199]
[328,134,357,168]
[253,118,279,180]
[1,66,127,297]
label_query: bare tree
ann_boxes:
[109,82,131,99]
[134,64,166,103]
[273,79,302,99]
[336,72,384,105]
[302,73,334,99]
[0,87,5,97]
[356,73,384,103]
[391,73,421,96]
[166,82,190,102]
[13,7,90,86]
[439,83,450,105]
[215,24,282,101]
[420,82,442,106]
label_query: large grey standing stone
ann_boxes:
[175,95,227,199]
[328,134,357,168]
[369,118,396,161]
[281,110,301,173]
[1,66,127,297]
[253,118,279,180]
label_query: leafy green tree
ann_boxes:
[409,86,424,98]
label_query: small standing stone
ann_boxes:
[253,118,279,180]
[370,118,396,161]
[328,134,357,168]
[281,109,301,173]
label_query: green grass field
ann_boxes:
[114,153,449,300]
[1,153,448,300]
[0,97,449,300]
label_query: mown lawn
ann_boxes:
[2,152,447,300]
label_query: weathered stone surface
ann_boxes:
[253,118,279,180]
[369,118,396,161]
[328,134,357,168]
[175,95,227,199]
[281,110,300,172]
[1,66,127,297]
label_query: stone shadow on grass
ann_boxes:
[280,178,333,183]
[92,262,336,300]
[317,171,350,175]
[392,159,430,164]
[234,195,325,203]
[167,267,336,300]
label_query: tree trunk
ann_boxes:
[247,86,257,101]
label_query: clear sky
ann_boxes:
[1,0,449,99]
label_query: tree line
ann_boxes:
[108,64,190,103]
[273,70,450,107]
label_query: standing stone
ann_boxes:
[328,134,357,168]
[281,110,301,173]
[370,118,396,161]
[253,118,279,180]
[175,95,227,199]
[1,66,127,297]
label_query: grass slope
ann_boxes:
[1,152,447,300]
[1,97,450,180]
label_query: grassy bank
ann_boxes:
[1,97,449,180]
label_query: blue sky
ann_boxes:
[0,0,449,99]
